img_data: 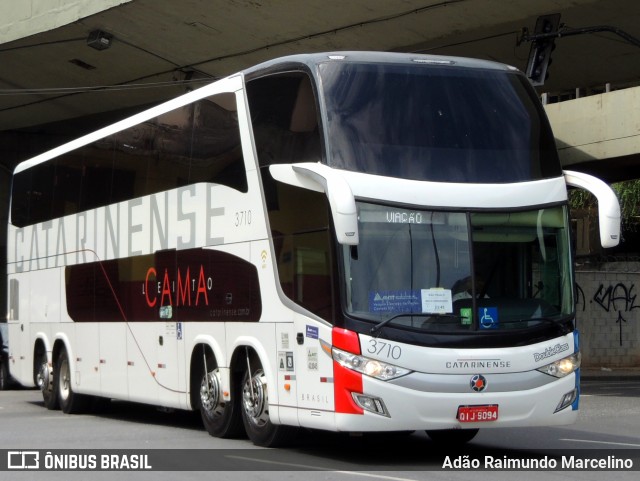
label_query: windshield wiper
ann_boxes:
[501,317,571,335]
[371,313,414,334]
[370,313,464,335]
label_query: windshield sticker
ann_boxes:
[459,307,472,325]
[421,288,453,314]
[479,307,499,329]
[369,290,422,313]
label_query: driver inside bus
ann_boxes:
[451,275,487,302]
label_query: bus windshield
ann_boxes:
[343,203,574,333]
[319,61,561,183]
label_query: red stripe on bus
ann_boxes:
[332,328,363,415]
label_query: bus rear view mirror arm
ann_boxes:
[269,163,359,245]
[563,170,621,248]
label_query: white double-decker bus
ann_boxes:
[6,52,620,446]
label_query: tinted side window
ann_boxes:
[267,181,334,321]
[10,164,56,226]
[10,170,33,227]
[189,94,247,192]
[247,73,322,167]
[11,92,246,227]
[65,248,261,322]
[247,73,333,320]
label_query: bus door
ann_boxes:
[290,242,337,426]
[266,192,338,426]
[7,277,31,384]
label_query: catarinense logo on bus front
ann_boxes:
[470,374,487,392]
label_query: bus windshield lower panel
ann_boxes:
[342,203,574,341]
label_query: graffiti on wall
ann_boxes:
[593,283,640,313]
[576,281,639,346]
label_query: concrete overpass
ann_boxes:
[1,0,639,180]
[545,87,640,182]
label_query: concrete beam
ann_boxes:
[0,0,132,45]
[545,86,640,168]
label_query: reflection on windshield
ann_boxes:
[343,203,573,333]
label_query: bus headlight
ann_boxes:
[332,347,411,381]
[536,352,581,378]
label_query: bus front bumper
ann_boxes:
[334,371,578,432]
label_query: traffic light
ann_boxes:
[526,14,561,86]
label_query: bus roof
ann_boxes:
[243,51,518,78]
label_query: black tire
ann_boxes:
[240,354,297,447]
[426,428,479,445]
[36,350,59,410]
[0,359,8,390]
[198,355,243,438]
[56,349,90,414]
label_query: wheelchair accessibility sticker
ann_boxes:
[479,307,499,329]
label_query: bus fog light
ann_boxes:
[537,352,581,378]
[555,388,578,412]
[351,393,390,417]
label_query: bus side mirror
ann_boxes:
[563,170,621,248]
[269,163,359,245]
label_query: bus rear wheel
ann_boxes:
[240,355,297,447]
[36,351,58,410]
[199,361,243,438]
[426,428,479,445]
[56,349,89,414]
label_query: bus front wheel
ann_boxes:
[240,354,297,447]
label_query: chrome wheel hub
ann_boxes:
[200,370,223,415]
[242,369,268,427]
